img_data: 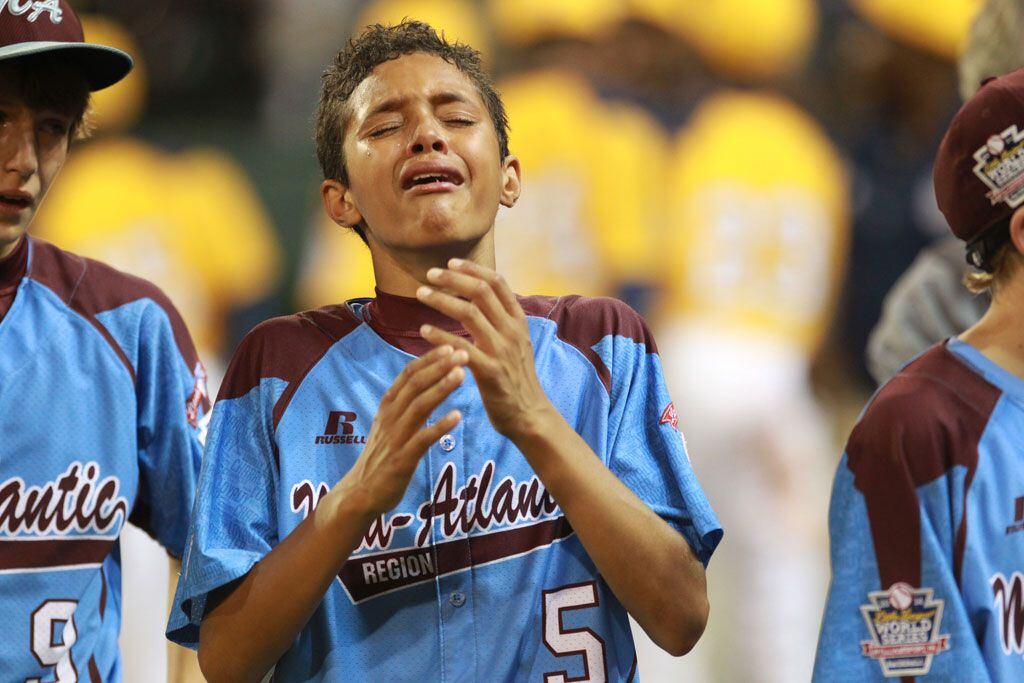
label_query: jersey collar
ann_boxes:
[365,287,468,336]
[947,337,1024,402]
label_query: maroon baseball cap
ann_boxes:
[0,1,132,91]
[934,68,1024,270]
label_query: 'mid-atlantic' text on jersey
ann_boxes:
[169,291,721,682]
[815,339,1024,681]
[0,237,207,681]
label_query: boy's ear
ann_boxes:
[499,155,521,209]
[321,179,364,227]
[1011,207,1024,257]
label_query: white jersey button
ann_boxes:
[439,434,456,452]
[450,590,466,607]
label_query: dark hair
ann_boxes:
[314,20,509,240]
[2,54,92,140]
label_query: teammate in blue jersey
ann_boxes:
[169,21,722,682]
[815,68,1024,681]
[0,2,209,680]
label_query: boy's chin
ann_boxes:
[411,212,487,245]
[0,222,27,248]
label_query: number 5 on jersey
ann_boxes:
[543,581,607,683]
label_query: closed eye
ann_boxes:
[40,119,70,137]
[368,125,400,139]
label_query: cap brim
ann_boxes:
[0,41,132,91]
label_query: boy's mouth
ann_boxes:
[0,191,33,213]
[401,162,464,192]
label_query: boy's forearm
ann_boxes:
[197,484,376,683]
[512,409,709,656]
[197,347,467,681]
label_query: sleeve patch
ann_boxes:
[659,402,678,431]
[859,583,951,678]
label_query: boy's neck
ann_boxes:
[369,231,496,297]
[960,278,1024,380]
[0,233,24,260]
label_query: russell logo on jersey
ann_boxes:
[314,410,367,445]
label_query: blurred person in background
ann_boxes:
[604,1,850,681]
[27,14,280,682]
[817,0,975,386]
[867,0,1024,385]
[486,0,666,314]
[0,2,209,680]
[815,65,1024,682]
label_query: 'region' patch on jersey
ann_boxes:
[290,461,573,603]
[859,582,951,677]
[972,124,1024,208]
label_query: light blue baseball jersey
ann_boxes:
[815,339,1024,681]
[169,290,721,682]
[0,236,208,682]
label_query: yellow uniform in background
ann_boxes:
[298,218,377,308]
[34,138,281,381]
[638,91,849,683]
[495,70,664,297]
[665,91,848,351]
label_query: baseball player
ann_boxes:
[866,0,1024,386]
[168,21,721,682]
[0,2,209,681]
[814,68,1024,681]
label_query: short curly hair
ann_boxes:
[314,20,509,188]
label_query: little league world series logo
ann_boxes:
[973,124,1024,208]
[860,582,950,677]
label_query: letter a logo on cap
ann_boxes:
[0,0,63,24]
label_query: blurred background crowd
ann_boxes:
[57,0,1006,680]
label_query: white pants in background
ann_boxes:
[633,325,832,683]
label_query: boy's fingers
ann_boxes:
[382,345,453,403]
[390,349,468,410]
[400,365,465,430]
[416,286,500,350]
[449,259,522,319]
[425,268,513,335]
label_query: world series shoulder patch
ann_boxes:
[859,582,951,677]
